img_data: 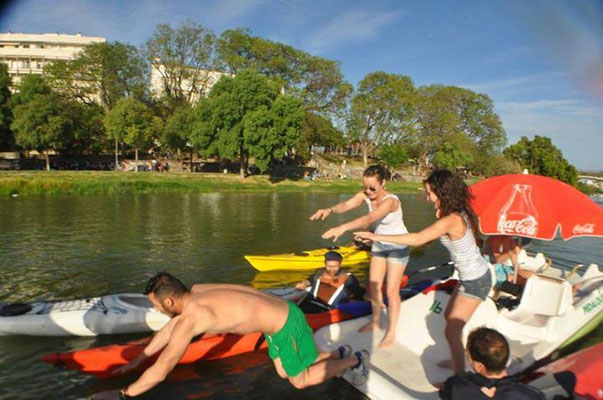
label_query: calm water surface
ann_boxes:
[0,193,601,399]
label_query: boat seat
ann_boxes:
[515,274,572,316]
[517,250,548,273]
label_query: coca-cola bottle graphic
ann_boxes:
[497,184,539,236]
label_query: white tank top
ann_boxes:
[365,194,408,244]
[439,214,489,281]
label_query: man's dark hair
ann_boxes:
[144,272,188,300]
[467,327,510,373]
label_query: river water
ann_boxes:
[0,193,601,399]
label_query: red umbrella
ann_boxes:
[469,174,603,240]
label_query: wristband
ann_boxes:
[119,388,131,399]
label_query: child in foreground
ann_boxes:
[439,327,545,400]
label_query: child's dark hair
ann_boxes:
[144,272,188,300]
[424,169,481,244]
[363,164,388,182]
[467,327,509,373]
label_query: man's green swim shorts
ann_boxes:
[264,300,319,377]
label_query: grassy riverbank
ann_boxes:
[0,171,424,197]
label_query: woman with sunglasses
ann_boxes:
[309,164,410,348]
[353,169,492,374]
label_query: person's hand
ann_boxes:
[91,389,121,400]
[295,282,307,291]
[354,231,375,242]
[322,226,347,242]
[309,208,332,221]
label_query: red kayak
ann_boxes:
[526,342,603,399]
[41,306,358,378]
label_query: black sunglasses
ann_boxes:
[362,185,377,193]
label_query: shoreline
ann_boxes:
[0,171,424,197]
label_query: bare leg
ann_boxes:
[288,356,359,389]
[444,293,482,373]
[359,256,387,333]
[378,261,407,348]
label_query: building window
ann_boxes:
[36,61,43,69]
[21,61,30,68]
[22,44,30,48]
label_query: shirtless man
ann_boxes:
[92,272,369,399]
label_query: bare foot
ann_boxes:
[437,359,454,369]
[358,321,381,333]
[378,333,395,349]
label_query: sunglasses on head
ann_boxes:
[362,185,377,193]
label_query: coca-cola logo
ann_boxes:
[498,215,538,236]
[573,223,594,234]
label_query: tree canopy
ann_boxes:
[504,135,578,184]
[191,69,304,176]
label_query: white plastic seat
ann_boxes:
[516,275,572,316]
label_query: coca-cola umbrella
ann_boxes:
[469,174,603,241]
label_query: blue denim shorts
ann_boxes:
[458,270,493,301]
[371,241,410,266]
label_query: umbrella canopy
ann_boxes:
[470,174,603,240]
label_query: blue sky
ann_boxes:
[1,0,602,170]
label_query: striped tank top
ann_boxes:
[439,214,488,281]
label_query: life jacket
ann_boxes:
[439,372,545,400]
[310,270,351,307]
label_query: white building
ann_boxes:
[150,62,232,104]
[0,32,106,88]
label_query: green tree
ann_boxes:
[414,85,506,173]
[45,41,147,109]
[431,142,474,170]
[11,93,74,170]
[0,63,13,150]
[145,20,217,107]
[504,135,578,184]
[378,142,409,171]
[162,104,196,171]
[298,112,343,159]
[104,98,156,172]
[192,70,304,177]
[347,71,416,166]
[10,74,51,108]
[244,95,304,172]
[217,28,352,115]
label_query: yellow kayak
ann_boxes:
[244,246,370,271]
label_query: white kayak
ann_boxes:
[0,293,170,336]
[0,287,307,337]
[314,252,603,400]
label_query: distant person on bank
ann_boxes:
[295,250,366,313]
[92,272,369,399]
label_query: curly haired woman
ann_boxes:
[354,169,492,373]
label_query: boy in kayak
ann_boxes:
[439,327,545,399]
[295,250,366,312]
[92,272,369,399]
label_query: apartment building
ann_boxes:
[0,32,106,87]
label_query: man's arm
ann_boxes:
[122,310,212,397]
[112,315,181,375]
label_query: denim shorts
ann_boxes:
[371,241,410,266]
[458,270,493,301]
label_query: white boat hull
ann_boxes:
[314,260,603,400]
[0,293,170,336]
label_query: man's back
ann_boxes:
[184,284,289,336]
[439,372,545,400]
